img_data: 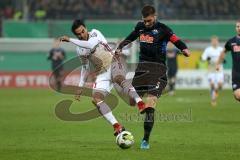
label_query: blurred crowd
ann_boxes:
[0,0,240,20]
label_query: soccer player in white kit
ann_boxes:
[59,20,146,136]
[202,36,224,106]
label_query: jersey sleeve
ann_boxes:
[117,22,141,50]
[224,39,231,51]
[201,48,209,61]
[69,30,103,50]
[47,49,53,60]
[161,23,188,51]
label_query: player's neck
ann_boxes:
[87,33,89,40]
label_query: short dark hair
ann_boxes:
[141,5,155,18]
[71,19,85,35]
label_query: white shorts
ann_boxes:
[208,72,224,85]
[93,67,113,93]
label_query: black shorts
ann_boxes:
[132,62,167,98]
[232,71,240,91]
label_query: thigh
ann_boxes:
[132,62,167,98]
[111,57,127,80]
[93,69,112,94]
[208,73,215,84]
[216,72,224,84]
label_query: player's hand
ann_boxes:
[114,49,122,60]
[74,89,83,101]
[216,64,220,71]
[182,49,190,57]
[114,49,122,56]
[59,36,70,42]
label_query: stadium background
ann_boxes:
[0,0,238,89]
[0,1,240,160]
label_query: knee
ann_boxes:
[210,83,214,89]
[146,95,158,107]
[92,92,105,105]
[234,91,240,102]
[113,75,125,85]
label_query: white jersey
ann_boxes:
[69,29,113,87]
[74,29,108,56]
[202,46,223,72]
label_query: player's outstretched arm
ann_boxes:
[162,24,190,57]
[59,35,98,50]
[116,23,140,54]
[170,36,190,57]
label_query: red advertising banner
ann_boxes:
[0,71,80,88]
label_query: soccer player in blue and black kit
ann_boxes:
[216,21,240,102]
[116,5,190,149]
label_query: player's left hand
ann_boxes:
[216,64,221,71]
[114,49,122,60]
[182,49,190,57]
[59,36,70,42]
[74,89,83,101]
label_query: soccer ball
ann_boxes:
[116,131,134,149]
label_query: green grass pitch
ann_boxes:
[0,89,240,160]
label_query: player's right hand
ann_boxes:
[182,49,190,57]
[113,49,122,61]
[114,49,122,56]
[216,64,220,71]
[74,89,83,101]
[59,36,70,42]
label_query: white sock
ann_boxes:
[97,101,118,125]
[135,97,142,103]
[103,112,118,125]
[129,87,142,103]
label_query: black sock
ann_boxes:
[56,81,61,91]
[143,107,155,142]
[169,82,175,91]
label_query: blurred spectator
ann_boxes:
[48,39,66,91]
[3,5,14,19]
[13,11,23,20]
[166,43,180,96]
[1,0,240,20]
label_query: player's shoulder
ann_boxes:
[135,21,145,30]
[205,46,212,50]
[226,36,236,43]
[157,22,171,29]
[203,46,211,54]
[89,29,102,37]
[155,22,173,33]
[217,46,224,50]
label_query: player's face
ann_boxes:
[211,37,219,47]
[236,22,240,35]
[74,25,88,40]
[143,15,156,28]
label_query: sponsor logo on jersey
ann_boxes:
[152,29,159,34]
[233,45,240,52]
[90,32,97,37]
[139,34,154,43]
